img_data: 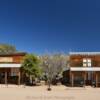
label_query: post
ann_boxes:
[18,71,20,85]
[84,72,86,87]
[71,72,74,87]
[96,72,98,87]
[5,71,7,85]
[70,71,71,86]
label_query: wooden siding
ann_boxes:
[70,55,100,67]
[0,54,25,63]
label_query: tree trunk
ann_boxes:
[29,75,32,84]
[47,79,52,91]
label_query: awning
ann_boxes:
[70,67,100,71]
[0,64,21,68]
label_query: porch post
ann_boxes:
[71,72,74,87]
[70,71,71,86]
[18,71,21,85]
[5,71,7,85]
[96,72,98,87]
[84,71,86,86]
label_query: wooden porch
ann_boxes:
[0,68,21,85]
[70,71,100,87]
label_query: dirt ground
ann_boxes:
[0,84,100,100]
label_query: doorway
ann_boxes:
[85,72,95,86]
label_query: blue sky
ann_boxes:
[0,0,100,54]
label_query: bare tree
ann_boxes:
[40,53,68,91]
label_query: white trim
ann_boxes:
[70,67,100,71]
[0,64,21,68]
[69,52,100,55]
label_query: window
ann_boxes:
[11,72,17,76]
[83,58,92,67]
[83,63,87,67]
[83,59,87,62]
[88,62,91,67]
[87,59,91,63]
[11,68,19,76]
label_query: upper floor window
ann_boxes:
[83,58,91,67]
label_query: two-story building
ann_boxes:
[0,52,26,85]
[69,52,100,87]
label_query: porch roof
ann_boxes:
[0,64,21,68]
[70,67,100,71]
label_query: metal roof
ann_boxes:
[69,52,100,55]
[0,52,26,56]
